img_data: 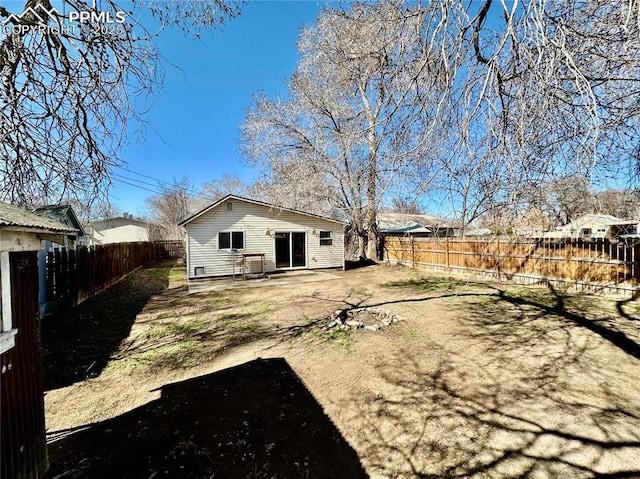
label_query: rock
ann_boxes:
[345,320,363,329]
[364,325,380,331]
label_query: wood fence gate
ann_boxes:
[1,251,47,478]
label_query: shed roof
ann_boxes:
[0,201,77,234]
[179,195,345,227]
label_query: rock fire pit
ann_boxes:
[321,307,403,332]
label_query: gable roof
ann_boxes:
[378,212,454,234]
[0,201,77,234]
[90,217,152,229]
[179,195,345,227]
[562,213,637,229]
[33,204,85,236]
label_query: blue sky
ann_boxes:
[114,1,327,216]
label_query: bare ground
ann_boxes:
[43,260,640,478]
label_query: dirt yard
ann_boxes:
[42,260,640,479]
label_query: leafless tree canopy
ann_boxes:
[242,2,444,259]
[242,0,640,247]
[0,0,241,207]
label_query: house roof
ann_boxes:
[32,204,85,236]
[90,216,152,228]
[179,194,345,227]
[378,212,454,234]
[562,213,637,229]
[0,201,78,234]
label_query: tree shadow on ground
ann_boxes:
[353,352,640,479]
[46,358,369,479]
[343,278,640,478]
[41,262,173,391]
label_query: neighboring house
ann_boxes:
[33,204,85,247]
[32,204,84,316]
[542,213,637,240]
[179,195,345,280]
[0,201,77,479]
[454,228,493,238]
[378,212,456,238]
[83,214,153,245]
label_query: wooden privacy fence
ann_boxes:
[384,237,640,294]
[43,241,154,311]
[153,239,185,260]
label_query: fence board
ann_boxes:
[1,251,47,479]
[42,242,154,312]
[153,240,184,260]
[384,236,638,294]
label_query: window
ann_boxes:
[582,228,591,236]
[218,231,244,250]
[226,202,233,211]
[319,230,333,246]
[194,266,205,277]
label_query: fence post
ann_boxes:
[565,240,573,280]
[495,237,501,278]
[445,238,450,271]
[410,235,415,268]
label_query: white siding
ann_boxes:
[92,224,149,244]
[185,199,344,279]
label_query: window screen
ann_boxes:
[319,231,333,246]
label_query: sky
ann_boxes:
[113,1,328,216]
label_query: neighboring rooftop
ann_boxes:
[0,201,77,234]
[563,213,637,226]
[378,212,455,234]
[32,204,85,236]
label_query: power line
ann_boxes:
[111,170,218,203]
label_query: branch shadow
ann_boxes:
[46,358,369,479]
[41,263,173,391]
[351,350,640,479]
[342,277,640,478]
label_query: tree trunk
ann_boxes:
[357,233,366,260]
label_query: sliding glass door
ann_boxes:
[274,232,306,268]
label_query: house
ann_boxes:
[378,212,456,238]
[32,204,85,245]
[179,195,345,280]
[542,213,637,241]
[0,201,77,479]
[32,205,84,316]
[83,214,154,245]
[454,227,493,238]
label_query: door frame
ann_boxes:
[273,231,307,269]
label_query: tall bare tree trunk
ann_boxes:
[365,117,379,261]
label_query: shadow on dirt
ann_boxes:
[354,352,640,479]
[41,263,173,391]
[46,358,369,479]
[348,278,640,478]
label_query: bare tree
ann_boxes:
[200,174,254,203]
[146,177,197,240]
[242,2,445,259]
[0,0,241,207]
[595,189,640,219]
